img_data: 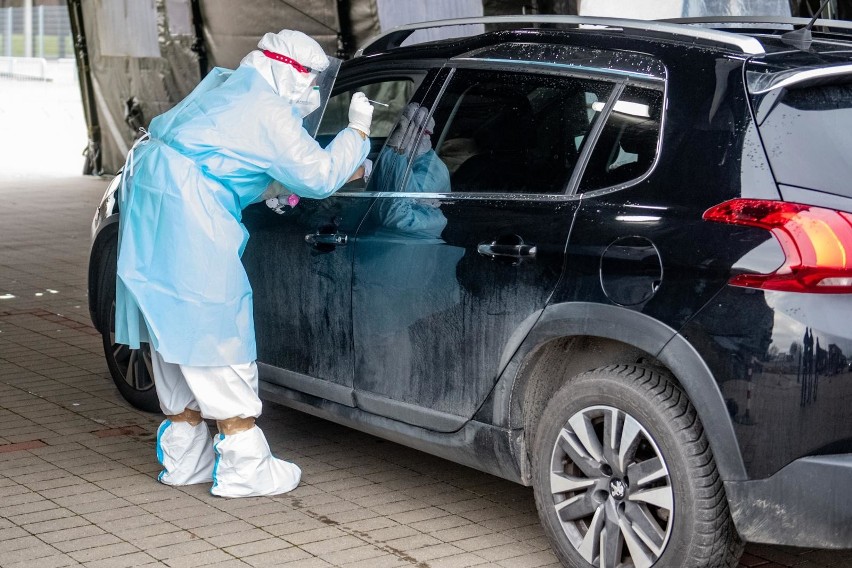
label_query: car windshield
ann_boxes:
[755,79,852,198]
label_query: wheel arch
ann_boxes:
[487,301,747,484]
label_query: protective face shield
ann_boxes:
[241,30,340,133]
[300,57,342,137]
[294,85,321,118]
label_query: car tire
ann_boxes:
[97,237,160,413]
[532,364,742,568]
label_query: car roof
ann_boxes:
[352,15,852,70]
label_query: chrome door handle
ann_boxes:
[305,232,349,246]
[477,242,537,260]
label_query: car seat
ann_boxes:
[607,119,658,185]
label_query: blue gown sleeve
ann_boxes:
[265,105,369,199]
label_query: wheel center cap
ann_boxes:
[609,478,627,500]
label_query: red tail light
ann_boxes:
[703,199,852,294]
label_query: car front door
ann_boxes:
[352,64,619,431]
[242,66,430,407]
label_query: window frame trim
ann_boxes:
[451,56,666,85]
[332,59,668,201]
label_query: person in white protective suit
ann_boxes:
[114,29,373,497]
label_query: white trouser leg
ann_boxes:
[150,349,200,415]
[150,349,213,485]
[179,362,262,421]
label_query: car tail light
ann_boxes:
[703,199,852,293]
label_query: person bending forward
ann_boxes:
[114,29,373,498]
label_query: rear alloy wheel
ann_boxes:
[97,237,160,413]
[533,365,742,568]
[548,405,673,566]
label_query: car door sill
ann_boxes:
[257,363,355,407]
[258,380,523,484]
[354,390,467,432]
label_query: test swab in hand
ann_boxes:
[367,99,389,107]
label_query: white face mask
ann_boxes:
[294,86,321,118]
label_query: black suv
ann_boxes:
[89,16,852,568]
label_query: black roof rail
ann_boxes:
[662,16,852,35]
[355,15,766,58]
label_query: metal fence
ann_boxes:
[0,5,73,60]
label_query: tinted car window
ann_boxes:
[579,85,664,193]
[757,81,852,198]
[402,68,614,195]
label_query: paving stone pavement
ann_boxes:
[2,175,851,568]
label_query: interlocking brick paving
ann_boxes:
[1,174,849,568]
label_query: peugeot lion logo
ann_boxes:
[610,479,625,499]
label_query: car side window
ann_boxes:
[318,78,420,139]
[392,68,615,195]
[578,85,664,193]
[316,76,424,193]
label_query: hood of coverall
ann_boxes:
[240,30,330,105]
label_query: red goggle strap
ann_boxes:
[261,50,312,74]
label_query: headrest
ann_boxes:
[618,120,657,156]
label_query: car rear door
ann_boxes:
[351,55,621,431]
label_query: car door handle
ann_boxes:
[477,241,537,260]
[305,232,349,246]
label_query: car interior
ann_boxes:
[579,87,663,192]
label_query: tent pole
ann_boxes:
[67,0,101,175]
[335,0,355,59]
[189,0,208,77]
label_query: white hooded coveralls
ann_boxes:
[115,30,368,366]
[116,30,370,497]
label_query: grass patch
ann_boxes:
[0,33,74,58]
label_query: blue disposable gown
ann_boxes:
[115,65,369,366]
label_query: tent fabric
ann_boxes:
[199,0,340,70]
[79,0,349,174]
[80,0,201,174]
[72,0,565,174]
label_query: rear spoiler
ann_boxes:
[747,63,852,94]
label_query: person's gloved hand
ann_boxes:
[348,92,374,137]
[398,104,435,158]
[413,113,436,158]
[387,103,418,152]
[363,158,373,181]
